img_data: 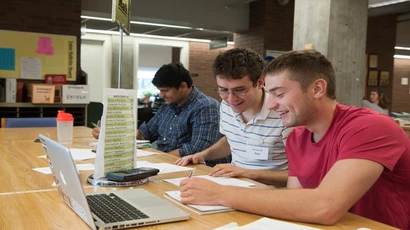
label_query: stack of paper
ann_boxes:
[163,176,255,215]
[164,190,233,215]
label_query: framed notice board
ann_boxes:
[0,29,77,81]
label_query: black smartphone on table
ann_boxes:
[106,167,160,182]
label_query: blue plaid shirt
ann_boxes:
[139,86,231,167]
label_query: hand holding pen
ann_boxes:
[188,167,196,178]
[91,120,100,139]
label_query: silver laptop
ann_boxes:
[39,134,190,230]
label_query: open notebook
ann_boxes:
[164,175,255,215]
[164,191,234,215]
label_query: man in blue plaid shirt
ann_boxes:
[137,63,231,167]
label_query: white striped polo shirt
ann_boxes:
[219,92,292,170]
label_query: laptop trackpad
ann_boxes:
[128,197,165,207]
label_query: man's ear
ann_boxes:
[257,77,265,89]
[180,82,188,91]
[313,79,327,98]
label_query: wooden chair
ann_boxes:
[1,117,57,128]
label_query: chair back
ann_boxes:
[2,117,57,128]
[87,101,103,128]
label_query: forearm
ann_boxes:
[136,130,145,140]
[220,186,342,225]
[244,170,288,187]
[202,136,231,160]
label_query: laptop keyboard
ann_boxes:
[87,193,150,223]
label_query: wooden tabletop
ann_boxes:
[0,127,398,229]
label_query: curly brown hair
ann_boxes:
[212,48,265,86]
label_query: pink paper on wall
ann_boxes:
[36,37,54,55]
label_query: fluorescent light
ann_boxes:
[83,29,235,45]
[82,15,202,31]
[130,21,193,30]
[394,55,410,59]
[81,15,111,22]
[395,46,410,51]
[368,0,410,8]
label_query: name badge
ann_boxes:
[246,145,269,160]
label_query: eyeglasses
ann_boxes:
[215,86,254,98]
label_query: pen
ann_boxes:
[188,167,196,178]
[91,122,100,130]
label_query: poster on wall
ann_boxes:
[379,71,390,87]
[367,70,378,87]
[368,54,378,68]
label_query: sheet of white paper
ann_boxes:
[37,149,96,161]
[33,164,95,174]
[69,148,96,161]
[164,175,255,187]
[20,56,41,79]
[137,161,192,174]
[75,163,95,170]
[213,222,239,230]
[238,217,319,230]
[165,190,233,213]
[136,140,150,144]
[136,149,159,157]
[213,218,319,230]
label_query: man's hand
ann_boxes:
[179,178,223,205]
[91,127,100,139]
[209,164,247,178]
[175,152,206,166]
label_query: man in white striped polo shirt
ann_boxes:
[176,48,292,186]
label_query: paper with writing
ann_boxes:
[93,88,138,179]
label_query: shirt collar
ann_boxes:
[170,86,198,111]
[258,91,271,120]
[233,91,271,123]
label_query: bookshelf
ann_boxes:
[0,103,87,127]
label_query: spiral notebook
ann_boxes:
[164,190,234,215]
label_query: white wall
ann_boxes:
[138,45,172,68]
[133,36,190,90]
[81,33,112,102]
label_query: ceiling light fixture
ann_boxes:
[368,0,409,8]
[84,28,235,45]
[395,46,410,51]
[81,15,209,31]
[394,54,410,59]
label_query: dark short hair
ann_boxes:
[212,48,265,86]
[152,62,193,88]
[262,50,336,99]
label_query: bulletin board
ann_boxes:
[0,29,77,81]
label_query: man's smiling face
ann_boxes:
[265,70,317,127]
